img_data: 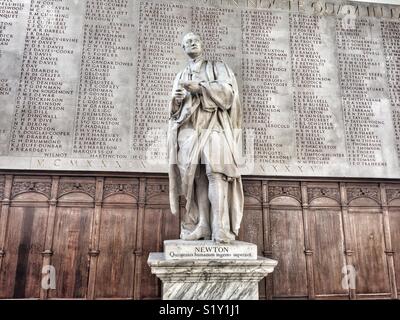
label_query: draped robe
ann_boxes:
[167,59,244,237]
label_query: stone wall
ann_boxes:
[1,0,400,178]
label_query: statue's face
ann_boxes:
[182,34,203,58]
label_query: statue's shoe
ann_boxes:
[212,230,236,244]
[213,238,231,244]
[182,225,211,241]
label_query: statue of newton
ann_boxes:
[167,33,244,244]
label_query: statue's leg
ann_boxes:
[182,165,211,240]
[206,167,236,243]
[178,161,200,239]
[195,165,211,233]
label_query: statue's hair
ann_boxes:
[181,32,202,48]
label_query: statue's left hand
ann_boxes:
[180,81,202,94]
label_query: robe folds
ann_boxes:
[167,60,244,237]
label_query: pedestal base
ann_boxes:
[148,252,278,300]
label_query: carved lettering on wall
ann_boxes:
[1,0,400,179]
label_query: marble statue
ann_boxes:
[167,33,244,243]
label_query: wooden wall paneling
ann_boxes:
[307,183,347,299]
[262,180,273,300]
[1,205,47,298]
[140,209,163,299]
[133,177,146,300]
[391,207,400,298]
[380,184,398,299]
[140,178,171,299]
[94,178,139,299]
[161,200,180,242]
[0,172,400,300]
[84,177,104,299]
[300,182,315,299]
[309,208,347,298]
[0,175,13,277]
[140,180,161,299]
[39,176,59,299]
[49,177,95,299]
[49,207,92,299]
[269,182,308,299]
[0,176,50,298]
[240,181,265,299]
[158,196,180,294]
[347,184,391,299]
[386,184,400,298]
[340,183,355,299]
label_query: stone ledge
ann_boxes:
[148,252,278,300]
[149,252,277,269]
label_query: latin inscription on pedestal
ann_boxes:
[1,0,400,178]
[164,240,258,260]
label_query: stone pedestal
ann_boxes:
[148,240,278,300]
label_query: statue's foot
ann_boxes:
[213,238,231,244]
[182,225,211,241]
[212,230,236,244]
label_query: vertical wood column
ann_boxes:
[262,180,273,300]
[133,177,146,300]
[39,176,59,300]
[130,180,140,299]
[0,175,13,272]
[87,177,104,300]
[380,184,398,299]
[340,182,356,300]
[301,182,315,299]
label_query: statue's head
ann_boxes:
[182,33,204,59]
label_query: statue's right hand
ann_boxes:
[173,88,186,104]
